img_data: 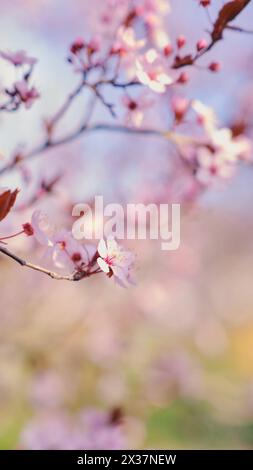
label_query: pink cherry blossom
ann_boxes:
[137,0,171,22]
[112,27,145,56]
[50,229,96,270]
[122,92,153,127]
[97,237,135,287]
[196,148,235,186]
[184,99,252,184]
[110,27,146,79]
[192,100,218,133]
[31,210,54,246]
[30,211,96,270]
[234,136,252,162]
[1,0,253,454]
[136,49,173,93]
[0,50,37,66]
[14,80,40,108]
[209,128,251,163]
[136,0,171,49]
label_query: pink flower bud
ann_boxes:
[209,61,221,72]
[197,39,208,51]
[200,0,211,6]
[177,72,189,84]
[70,38,85,54]
[172,96,190,122]
[23,223,34,237]
[88,38,100,54]
[163,44,173,57]
[72,252,82,263]
[177,36,186,49]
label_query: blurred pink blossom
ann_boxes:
[122,92,153,127]
[31,211,96,270]
[14,80,40,109]
[112,27,145,56]
[97,237,135,287]
[136,49,173,93]
[20,409,127,450]
[0,50,37,66]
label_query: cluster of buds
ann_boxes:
[68,37,101,74]
[0,50,40,111]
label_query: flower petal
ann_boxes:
[97,239,108,258]
[97,257,110,273]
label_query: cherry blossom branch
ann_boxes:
[4,0,251,177]
[173,0,253,69]
[0,69,142,175]
[88,123,164,137]
[95,79,140,88]
[15,175,63,212]
[87,83,117,118]
[0,124,184,176]
[0,245,100,281]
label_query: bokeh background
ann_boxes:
[1,0,253,449]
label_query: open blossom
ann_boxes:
[136,0,171,49]
[190,99,252,183]
[14,80,40,108]
[192,100,251,160]
[136,49,173,93]
[49,229,95,270]
[97,237,135,287]
[111,27,145,79]
[31,210,54,246]
[122,92,153,127]
[140,0,171,15]
[192,100,218,133]
[112,27,145,56]
[137,0,170,23]
[196,148,235,186]
[0,50,37,66]
[30,211,95,270]
[233,135,252,162]
[209,128,252,163]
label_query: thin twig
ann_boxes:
[0,124,180,176]
[48,79,86,130]
[0,245,90,281]
[226,24,253,35]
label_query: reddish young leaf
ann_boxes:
[0,189,19,222]
[212,0,252,41]
[172,54,194,69]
